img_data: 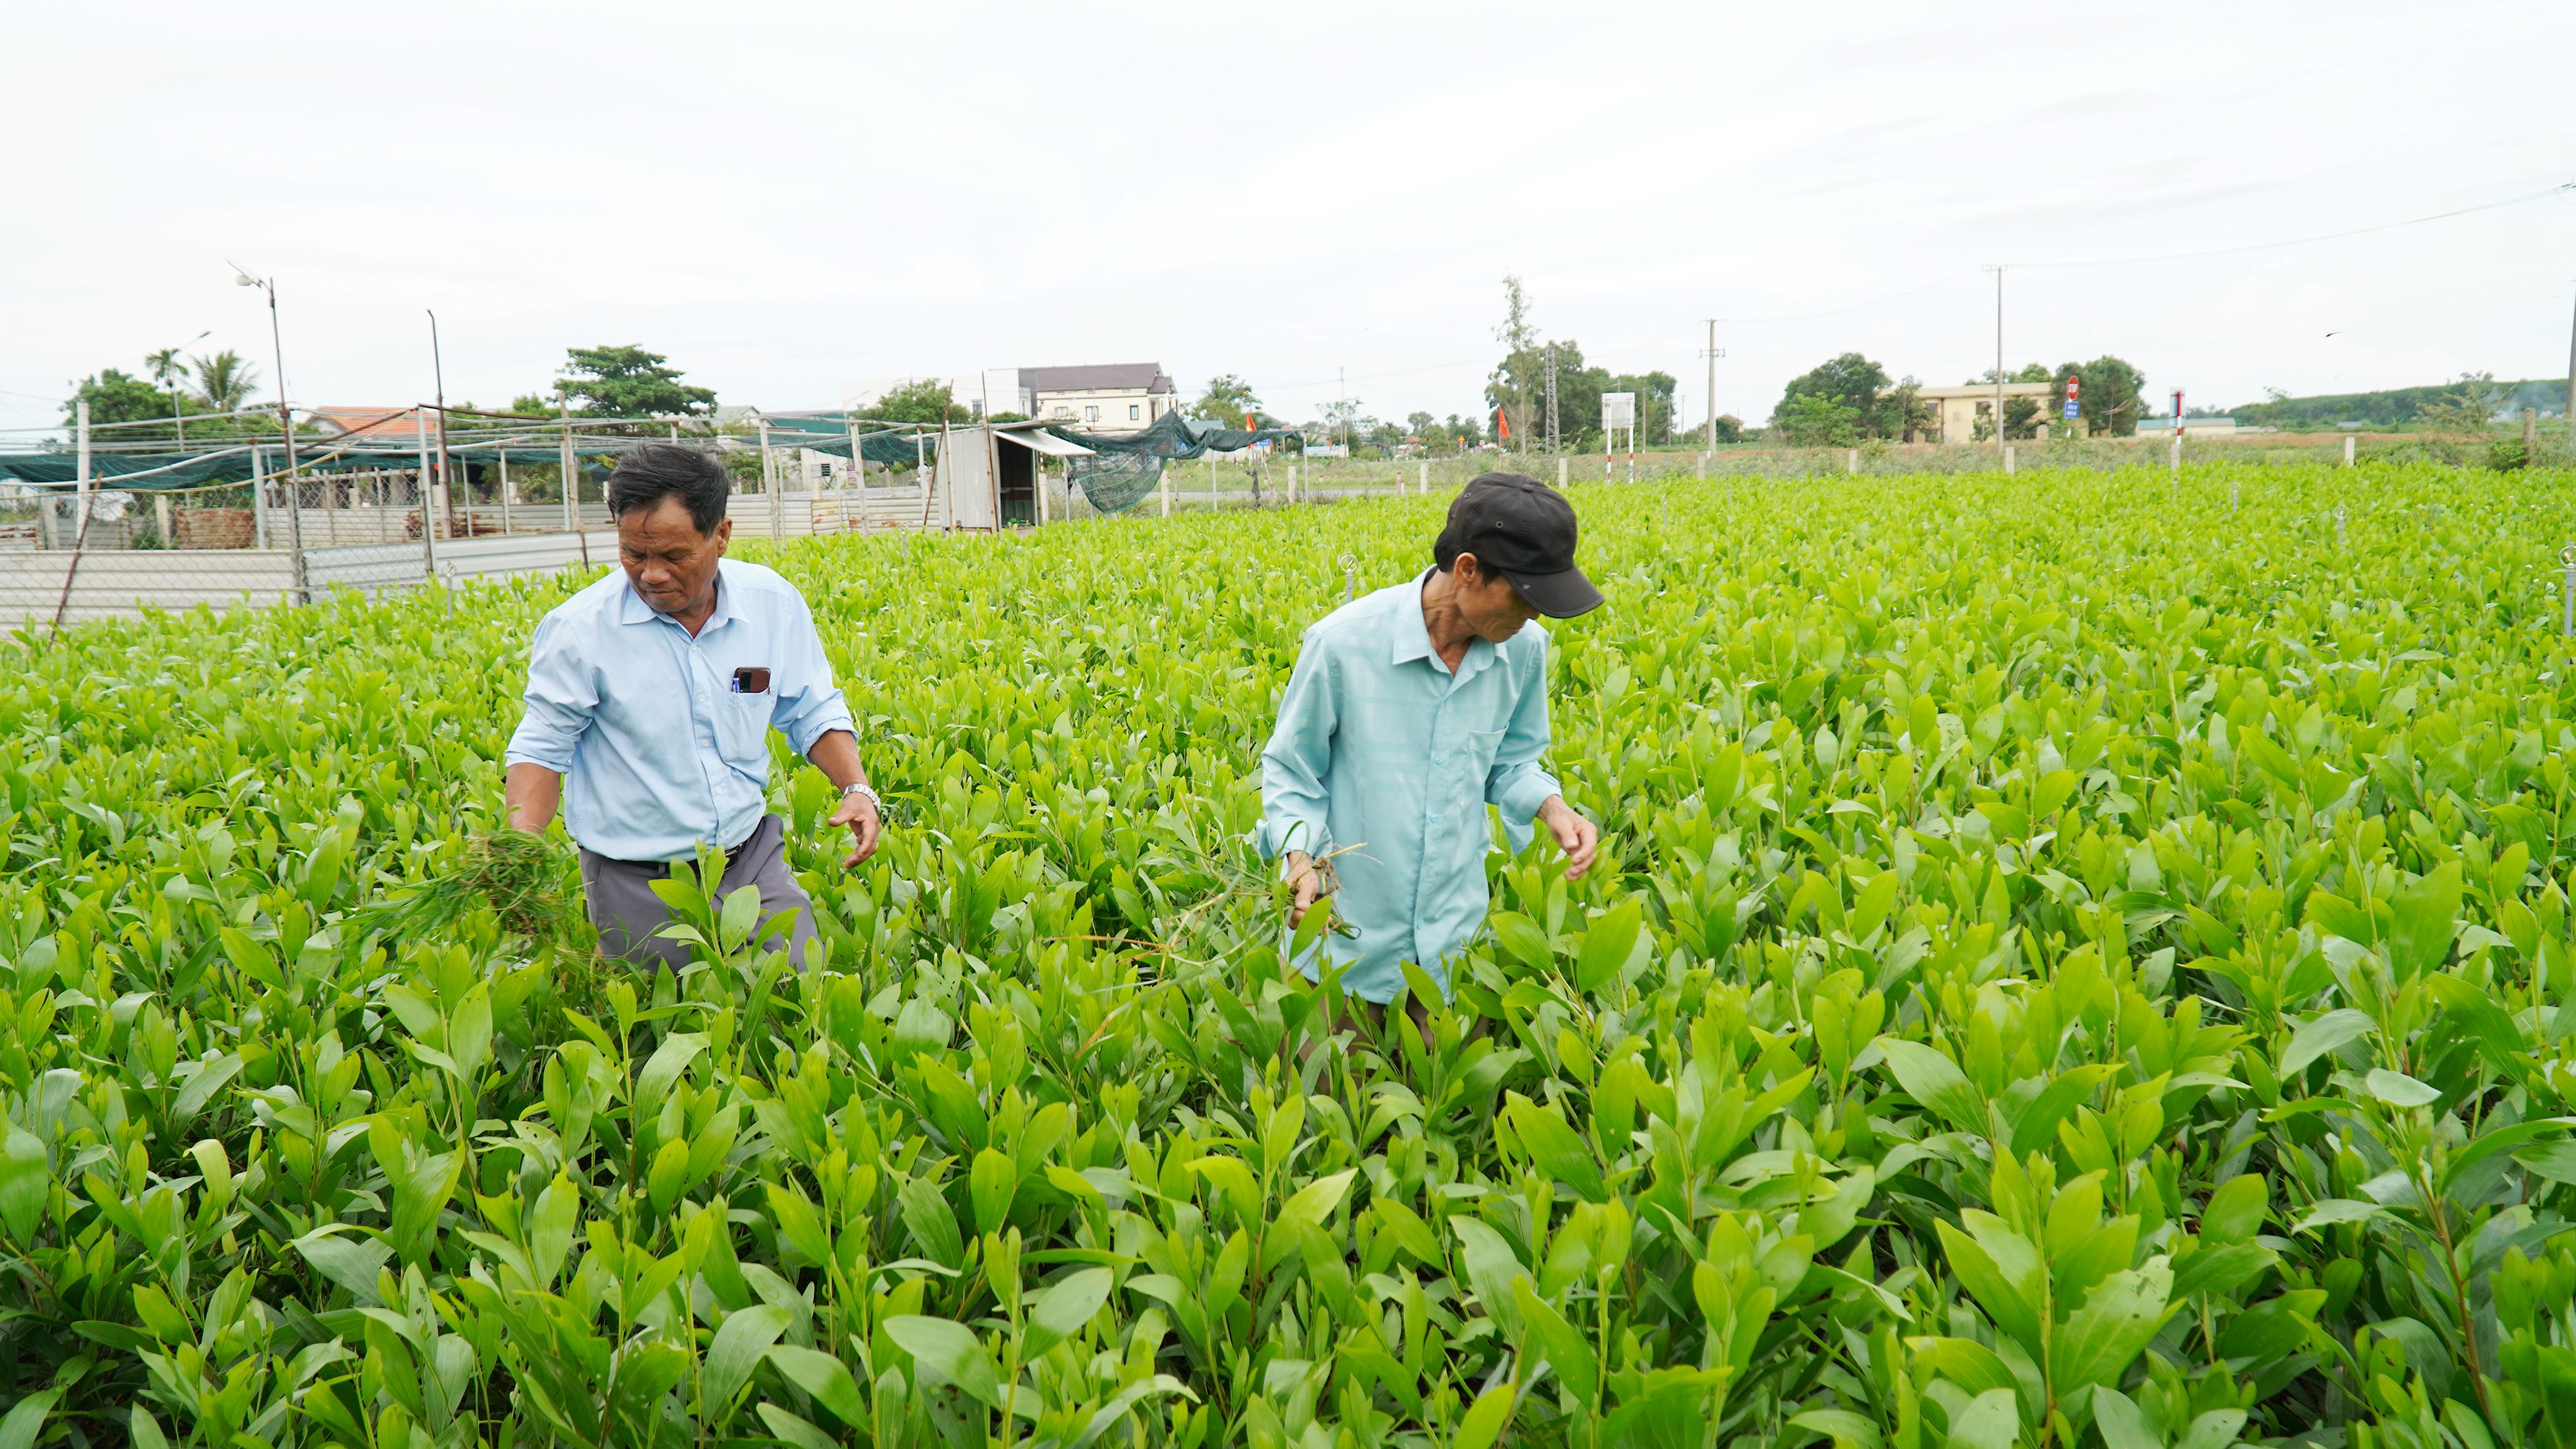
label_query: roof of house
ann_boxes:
[309,406,441,440]
[1915,383,2059,400]
[1021,363,1174,395]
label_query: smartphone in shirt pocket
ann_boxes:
[730,666,772,694]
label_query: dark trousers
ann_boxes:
[577,813,818,971]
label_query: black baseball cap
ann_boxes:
[1435,473,1603,618]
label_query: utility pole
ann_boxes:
[1702,319,1720,456]
[1992,266,2006,453]
[2565,289,2575,456]
[428,310,456,541]
[236,269,308,603]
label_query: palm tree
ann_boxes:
[191,350,259,413]
[144,347,187,389]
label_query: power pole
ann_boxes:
[1702,319,1722,454]
[1992,266,2006,453]
[428,310,456,540]
[2565,288,2575,456]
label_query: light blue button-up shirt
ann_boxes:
[1259,570,1562,1003]
[504,559,854,862]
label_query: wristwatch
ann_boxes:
[840,781,884,816]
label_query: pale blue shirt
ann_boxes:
[1259,570,1561,1003]
[504,559,854,862]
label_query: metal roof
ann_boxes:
[1019,363,1175,395]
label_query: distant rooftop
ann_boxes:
[1022,363,1174,395]
[310,406,441,439]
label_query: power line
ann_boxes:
[2009,180,2573,270]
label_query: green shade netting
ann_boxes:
[1050,414,1303,513]
[754,416,941,467]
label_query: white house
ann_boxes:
[1022,363,1178,431]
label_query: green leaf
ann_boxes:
[1876,1038,1986,1134]
[2091,1387,2158,1449]
[1574,896,1643,995]
[971,1147,1019,1238]
[1448,1216,1529,1341]
[2049,1260,2178,1392]
[2365,1068,2442,1108]
[0,1391,58,1449]
[766,1344,869,1426]
[127,1406,171,1449]
[1788,1408,1884,1449]
[883,1314,1004,1409]
[2009,1063,2115,1158]
[1505,1093,1606,1201]
[755,1403,844,1449]
[1491,912,1553,973]
[169,1052,242,1126]
[2279,1007,2375,1078]
[0,1123,46,1246]
[1452,1382,1519,1449]
[2388,862,2461,979]
[2179,1409,2251,1449]
[1514,1278,1601,1404]
[634,1031,707,1108]
[1947,1389,2021,1449]
[291,1226,392,1306]
[1936,1219,2042,1356]
[2198,1174,2268,1244]
[719,882,762,949]
[1025,1266,1114,1359]
[701,1304,790,1409]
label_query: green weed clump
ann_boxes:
[10,461,2576,1448]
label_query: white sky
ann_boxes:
[4,1,2573,436]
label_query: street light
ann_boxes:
[230,264,307,603]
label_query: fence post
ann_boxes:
[2169,436,2182,474]
[1557,456,1568,490]
[498,446,514,534]
[760,420,783,539]
[559,405,587,566]
[2344,433,2356,467]
[1418,460,1428,496]
[252,443,271,548]
[414,411,439,586]
[1847,448,1859,475]
[2004,444,2016,475]
[2526,408,2540,462]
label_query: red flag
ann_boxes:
[1245,411,1256,430]
[1495,405,1511,442]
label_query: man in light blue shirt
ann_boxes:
[503,444,883,968]
[1260,472,1602,1018]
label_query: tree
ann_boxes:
[64,368,177,429]
[191,350,261,414]
[1966,363,2051,441]
[1191,374,1262,425]
[1711,415,1744,444]
[862,379,968,426]
[2062,355,2145,437]
[1492,275,1539,452]
[557,344,716,418]
[144,348,188,393]
[1774,393,1861,447]
[1405,411,1435,439]
[1782,353,1926,440]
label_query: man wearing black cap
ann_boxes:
[1259,472,1603,1019]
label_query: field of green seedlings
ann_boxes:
[10,461,2576,1449]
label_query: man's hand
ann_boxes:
[827,791,883,868]
[1537,796,1600,879]
[1284,850,1337,927]
[807,730,882,868]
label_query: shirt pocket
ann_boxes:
[1460,726,1508,784]
[711,690,775,771]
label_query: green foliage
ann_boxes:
[863,378,969,427]
[191,350,261,415]
[10,461,2576,1447]
[63,368,180,429]
[2234,375,2563,431]
[1786,353,1930,441]
[556,344,717,418]
[1191,375,1264,426]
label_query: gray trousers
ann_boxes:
[578,813,818,971]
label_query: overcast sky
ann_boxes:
[4,1,2572,437]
